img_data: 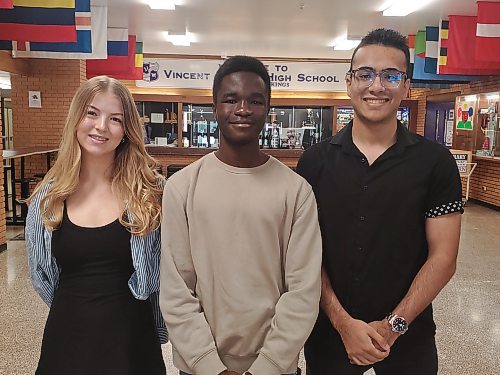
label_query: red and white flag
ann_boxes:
[475,1,500,62]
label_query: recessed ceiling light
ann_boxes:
[383,0,434,16]
[146,0,175,10]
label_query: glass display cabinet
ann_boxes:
[336,106,354,132]
[335,105,410,133]
[262,106,333,149]
[182,104,219,148]
[180,104,333,150]
[453,91,500,158]
[136,101,178,145]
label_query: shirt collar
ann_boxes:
[330,119,421,156]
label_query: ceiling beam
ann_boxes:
[0,51,32,76]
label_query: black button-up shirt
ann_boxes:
[297,121,463,360]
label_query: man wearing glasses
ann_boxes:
[297,29,462,374]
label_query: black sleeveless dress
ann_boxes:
[36,206,166,375]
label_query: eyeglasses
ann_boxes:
[348,68,407,88]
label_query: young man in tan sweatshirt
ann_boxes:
[160,56,322,375]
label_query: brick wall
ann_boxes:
[464,158,500,207]
[410,76,500,207]
[0,59,85,246]
[11,59,85,179]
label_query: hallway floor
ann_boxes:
[1,202,499,375]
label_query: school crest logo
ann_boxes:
[143,62,160,82]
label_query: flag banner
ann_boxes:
[408,34,415,78]
[415,30,426,58]
[424,26,439,73]
[0,0,13,9]
[0,40,12,49]
[87,35,137,78]
[437,19,449,74]
[442,15,500,75]
[13,0,74,7]
[12,4,107,59]
[0,3,76,42]
[107,28,128,56]
[475,1,500,62]
[412,30,477,82]
[134,41,143,78]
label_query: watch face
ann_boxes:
[393,317,408,333]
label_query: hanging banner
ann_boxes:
[137,58,350,92]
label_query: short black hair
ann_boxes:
[350,28,411,77]
[212,55,271,104]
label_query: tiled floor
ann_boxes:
[1,202,499,375]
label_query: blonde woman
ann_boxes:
[26,76,167,375]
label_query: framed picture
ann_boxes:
[448,109,454,120]
[150,113,164,123]
[29,91,42,108]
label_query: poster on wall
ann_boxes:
[450,149,471,175]
[445,120,454,146]
[28,91,42,108]
[456,102,474,130]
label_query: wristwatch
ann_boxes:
[386,312,408,334]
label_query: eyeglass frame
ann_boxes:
[347,68,408,89]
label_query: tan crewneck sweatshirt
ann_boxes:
[160,152,321,375]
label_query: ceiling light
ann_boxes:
[383,0,434,16]
[164,31,195,46]
[146,0,175,10]
[333,38,361,51]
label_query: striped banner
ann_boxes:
[0,3,77,42]
[437,19,449,74]
[12,4,107,59]
[415,30,426,58]
[412,30,476,82]
[424,26,439,74]
[87,34,138,78]
[475,1,500,62]
[135,40,143,77]
[407,34,415,79]
[111,38,143,80]
[107,28,129,56]
[444,15,500,74]
[13,0,74,7]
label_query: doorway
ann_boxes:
[424,92,460,147]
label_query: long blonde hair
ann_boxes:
[30,76,163,236]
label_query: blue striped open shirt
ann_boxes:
[25,182,168,344]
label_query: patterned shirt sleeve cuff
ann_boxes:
[425,200,464,218]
